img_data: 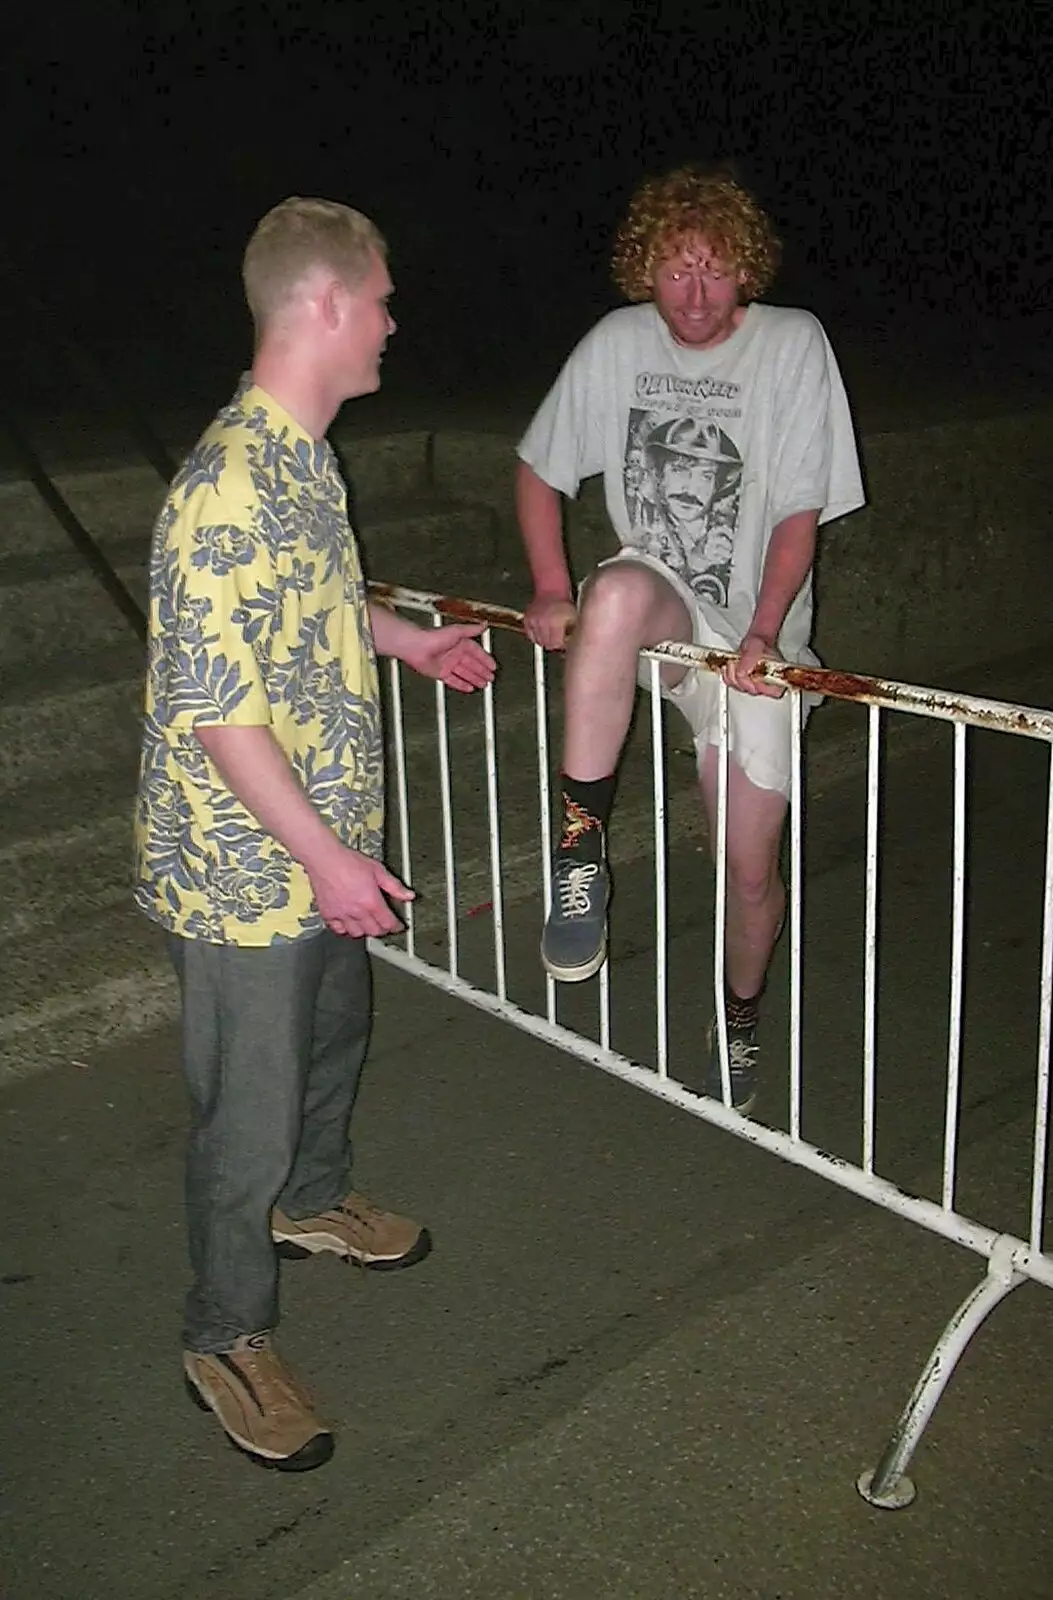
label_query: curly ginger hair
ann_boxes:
[611,166,781,302]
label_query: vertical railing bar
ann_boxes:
[433,612,458,977]
[534,642,557,1025]
[599,958,611,1050]
[388,656,415,959]
[942,721,968,1209]
[1030,743,1053,1251]
[715,678,732,1103]
[862,704,881,1174]
[481,628,507,1003]
[650,658,669,1078]
[789,688,804,1140]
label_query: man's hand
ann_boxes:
[724,631,787,698]
[523,594,577,650]
[307,843,415,939]
[402,621,496,691]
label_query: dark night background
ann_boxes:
[2,0,1050,431]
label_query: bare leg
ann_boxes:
[542,561,695,983]
[563,561,693,780]
[698,745,788,998]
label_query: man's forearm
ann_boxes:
[194,723,343,876]
[368,602,424,661]
[516,460,572,598]
[748,509,819,645]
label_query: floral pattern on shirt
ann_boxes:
[134,378,383,946]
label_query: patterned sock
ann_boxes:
[557,773,616,863]
[725,985,760,1032]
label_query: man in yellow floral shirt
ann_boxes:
[135,198,494,1472]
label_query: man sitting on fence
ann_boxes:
[135,197,494,1471]
[516,165,864,1112]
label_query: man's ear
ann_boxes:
[317,277,343,332]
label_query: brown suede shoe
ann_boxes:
[184,1333,334,1472]
[272,1190,432,1270]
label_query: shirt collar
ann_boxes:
[232,373,338,473]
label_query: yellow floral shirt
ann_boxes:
[134,379,383,945]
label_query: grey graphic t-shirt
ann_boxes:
[517,302,864,659]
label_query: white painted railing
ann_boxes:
[368,581,1053,1509]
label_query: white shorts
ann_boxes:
[593,548,817,800]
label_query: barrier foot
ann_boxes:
[857,1237,1023,1509]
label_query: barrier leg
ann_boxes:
[857,1237,1023,1508]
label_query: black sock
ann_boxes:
[557,773,615,863]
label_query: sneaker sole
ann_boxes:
[540,931,608,984]
[272,1225,433,1271]
[183,1375,334,1472]
[705,1087,758,1117]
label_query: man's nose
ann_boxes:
[684,273,705,307]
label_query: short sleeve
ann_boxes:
[150,503,274,731]
[516,323,609,497]
[770,318,865,528]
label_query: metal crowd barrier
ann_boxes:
[367,580,1053,1511]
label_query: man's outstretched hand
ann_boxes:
[404,621,497,691]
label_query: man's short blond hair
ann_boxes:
[242,197,387,330]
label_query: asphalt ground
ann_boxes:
[3,658,1053,1600]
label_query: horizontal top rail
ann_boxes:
[369,581,1053,741]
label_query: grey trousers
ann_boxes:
[166,930,372,1353]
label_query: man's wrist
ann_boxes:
[295,820,347,880]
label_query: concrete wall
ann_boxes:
[2,406,1050,691]
[814,412,1053,682]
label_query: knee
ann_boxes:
[579,563,656,637]
[726,851,782,908]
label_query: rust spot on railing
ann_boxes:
[783,666,876,700]
[369,583,527,633]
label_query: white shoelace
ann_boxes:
[727,1038,758,1072]
[556,860,601,918]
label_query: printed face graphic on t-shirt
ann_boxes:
[624,406,742,608]
[652,452,719,531]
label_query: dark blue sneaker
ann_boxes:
[704,1013,759,1114]
[541,857,609,982]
